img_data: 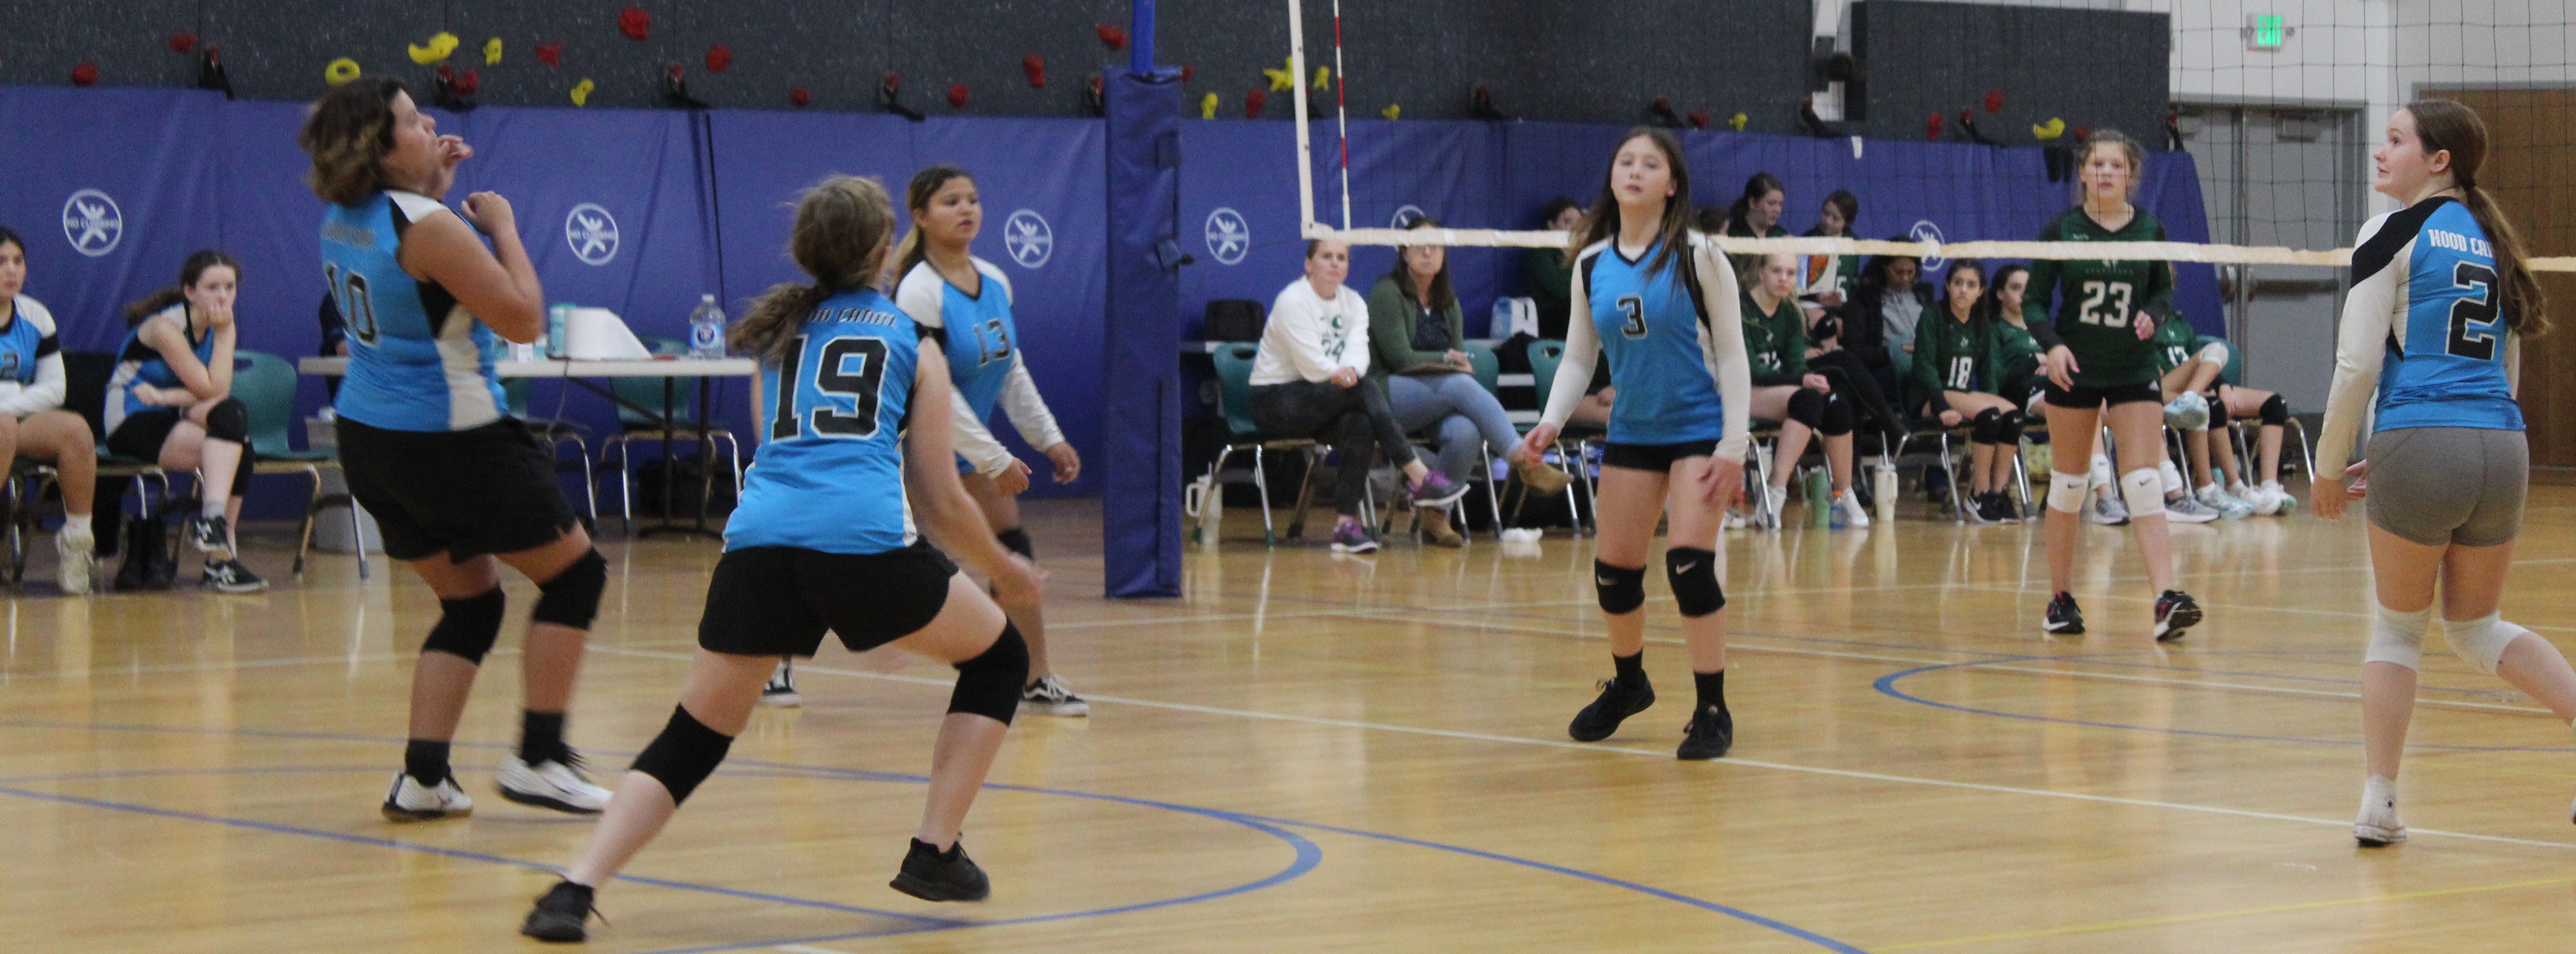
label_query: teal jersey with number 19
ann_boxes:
[729,286,925,555]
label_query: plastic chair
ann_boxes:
[599,336,743,533]
[1204,343,1334,545]
[45,352,173,583]
[505,377,599,525]
[235,350,365,579]
[1522,340,1595,532]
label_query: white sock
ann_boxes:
[2158,460,2186,494]
[2362,774,2398,812]
[202,497,227,520]
[62,514,92,535]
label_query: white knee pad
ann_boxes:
[2196,342,2231,368]
[2089,452,2115,489]
[2047,470,2090,514]
[2120,468,2166,518]
[2365,605,2431,670]
[2442,612,2528,676]
[2158,459,2186,494]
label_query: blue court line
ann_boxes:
[1873,658,2576,752]
[0,729,1875,954]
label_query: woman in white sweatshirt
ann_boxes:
[1249,239,1468,554]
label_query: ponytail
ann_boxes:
[125,288,188,327]
[2460,183,2548,339]
[729,175,897,365]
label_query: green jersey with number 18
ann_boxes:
[2021,207,2175,388]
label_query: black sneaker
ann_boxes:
[202,558,267,594]
[1995,492,2023,522]
[889,838,990,902]
[2154,590,2203,642]
[520,880,598,943]
[190,515,230,553]
[1567,676,1655,742]
[2045,592,2085,635]
[1677,704,1733,760]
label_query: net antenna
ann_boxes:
[1280,0,2572,272]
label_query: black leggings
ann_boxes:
[1806,349,1902,439]
[1998,355,2044,408]
[1251,379,1418,517]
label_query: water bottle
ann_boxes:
[688,294,726,359]
[1873,461,1899,524]
[1803,467,1833,528]
[546,303,572,358]
[1490,298,1517,338]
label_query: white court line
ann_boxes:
[585,646,2576,854]
[774,945,851,954]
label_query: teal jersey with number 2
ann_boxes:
[731,287,925,555]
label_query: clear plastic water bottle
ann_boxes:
[688,294,726,358]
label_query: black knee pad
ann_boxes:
[532,549,607,630]
[996,527,1034,561]
[630,703,734,806]
[1594,560,1647,614]
[421,587,506,664]
[1996,409,2025,445]
[202,397,249,443]
[949,623,1031,725]
[1785,387,1827,430]
[1666,547,1724,617]
[2260,393,2289,427]
[1819,392,1854,436]
[1971,408,2003,444]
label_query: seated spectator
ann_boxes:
[1976,264,2047,409]
[1369,218,1573,546]
[1907,260,2027,522]
[0,226,102,594]
[1741,254,1866,529]
[108,250,265,592]
[1845,245,1933,403]
[1522,197,1583,340]
[1721,173,1790,274]
[1251,239,1469,554]
[1798,190,1861,323]
[2151,316,2292,518]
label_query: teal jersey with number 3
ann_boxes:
[730,287,925,555]
[2023,207,2175,388]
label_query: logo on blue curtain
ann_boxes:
[1391,205,1427,229]
[62,189,123,258]
[565,203,621,265]
[1205,208,1250,266]
[1909,220,1948,270]
[1003,210,1052,268]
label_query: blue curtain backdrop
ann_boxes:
[0,84,2224,525]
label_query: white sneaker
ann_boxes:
[56,530,94,596]
[1831,489,1871,528]
[1019,674,1091,717]
[2197,485,2253,520]
[2163,493,2220,523]
[2255,481,2293,516]
[1723,511,1750,530]
[382,772,474,822]
[496,755,611,815]
[758,661,802,707]
[2355,775,2406,847]
[2086,493,2130,526]
[2163,392,2210,430]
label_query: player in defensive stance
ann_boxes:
[2313,100,2576,847]
[2021,129,2203,640]
[523,175,1040,941]
[1519,128,1752,760]
[302,80,611,820]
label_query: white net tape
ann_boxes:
[1302,226,2576,272]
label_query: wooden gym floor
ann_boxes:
[5,485,2576,953]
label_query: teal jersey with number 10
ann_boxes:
[729,287,925,556]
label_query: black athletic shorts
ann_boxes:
[2043,381,2162,409]
[336,416,578,561]
[697,541,959,657]
[105,408,184,461]
[1602,439,1719,472]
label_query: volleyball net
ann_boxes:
[1280,0,2575,273]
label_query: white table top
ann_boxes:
[299,356,759,378]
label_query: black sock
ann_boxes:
[1693,669,1728,713]
[521,710,568,765]
[404,739,451,785]
[1611,651,1644,687]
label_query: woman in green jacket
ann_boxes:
[1742,253,1865,529]
[1372,217,1572,545]
[1909,260,2026,522]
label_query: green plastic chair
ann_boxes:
[1205,343,1325,544]
[235,350,364,579]
[600,335,742,533]
[1519,340,1593,532]
[1460,341,1501,394]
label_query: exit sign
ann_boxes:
[2247,14,2289,50]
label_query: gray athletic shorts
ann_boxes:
[2365,427,2527,547]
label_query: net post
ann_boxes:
[1287,0,1319,240]
[1332,0,1351,230]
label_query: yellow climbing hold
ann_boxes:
[1263,58,1294,92]
[1729,112,1748,131]
[2032,117,2067,140]
[1313,67,1331,90]
[1200,92,1219,119]
[324,58,362,86]
[408,31,460,65]
[1380,103,1400,120]
[483,37,503,66]
[569,78,596,106]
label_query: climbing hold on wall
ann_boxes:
[1024,54,1046,88]
[1381,104,1400,120]
[536,43,562,67]
[1096,25,1127,49]
[948,84,970,109]
[619,7,650,41]
[1201,92,1219,119]
[409,32,460,64]
[1984,90,2004,114]
[484,37,503,65]
[1264,59,1294,92]
[2031,117,2066,140]
[324,58,361,85]
[1729,112,1748,131]
[789,87,811,107]
[1246,88,1268,118]
[71,62,100,87]
[706,44,732,73]
[570,78,596,106]
[169,33,199,54]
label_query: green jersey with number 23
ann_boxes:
[2021,207,2175,388]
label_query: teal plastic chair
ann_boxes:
[235,350,365,579]
[600,336,742,533]
[1520,340,1594,532]
[1205,343,1326,545]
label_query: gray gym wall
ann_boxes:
[0,0,2159,138]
